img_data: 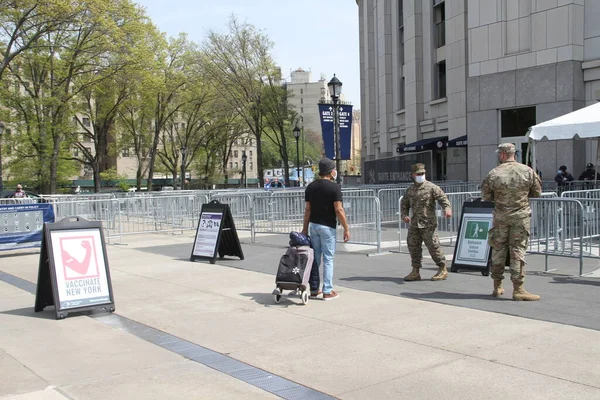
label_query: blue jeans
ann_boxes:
[309,223,337,294]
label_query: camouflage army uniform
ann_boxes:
[482,151,542,298]
[400,178,451,272]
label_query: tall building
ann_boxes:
[286,68,329,165]
[357,0,600,183]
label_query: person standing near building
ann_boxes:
[482,143,542,301]
[400,163,452,281]
[554,165,574,187]
[578,163,600,181]
[301,158,350,300]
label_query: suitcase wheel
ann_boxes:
[273,287,282,304]
[301,291,309,305]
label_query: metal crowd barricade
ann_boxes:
[210,193,254,240]
[529,198,585,275]
[342,195,382,253]
[53,198,121,240]
[377,187,408,223]
[560,188,600,199]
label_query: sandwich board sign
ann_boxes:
[34,217,115,319]
[450,199,494,276]
[191,200,244,264]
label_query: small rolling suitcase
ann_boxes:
[272,232,314,305]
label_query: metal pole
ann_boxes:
[180,156,184,190]
[301,123,305,186]
[295,136,300,188]
[333,97,341,185]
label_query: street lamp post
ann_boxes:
[180,146,187,190]
[293,125,301,187]
[327,74,342,184]
[0,121,4,192]
[241,151,247,188]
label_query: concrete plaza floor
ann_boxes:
[1,231,599,399]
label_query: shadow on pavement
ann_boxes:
[340,276,405,285]
[401,291,511,301]
[240,292,309,307]
[550,277,600,287]
[0,307,56,319]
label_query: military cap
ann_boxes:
[496,143,516,154]
[411,163,426,174]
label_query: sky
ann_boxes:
[135,0,361,107]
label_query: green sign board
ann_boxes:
[455,213,493,267]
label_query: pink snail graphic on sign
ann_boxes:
[59,236,100,280]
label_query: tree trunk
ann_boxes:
[93,166,101,193]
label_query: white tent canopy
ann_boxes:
[528,102,600,141]
[527,102,600,175]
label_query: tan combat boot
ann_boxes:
[431,264,448,281]
[492,280,504,297]
[404,268,421,281]
[512,281,540,301]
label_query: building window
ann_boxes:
[249,150,253,157]
[300,88,303,94]
[398,1,405,109]
[301,108,303,114]
[249,139,253,146]
[399,77,405,110]
[300,98,303,104]
[433,0,445,48]
[229,162,233,169]
[234,150,238,158]
[82,117,90,128]
[234,162,238,169]
[435,61,446,99]
[501,107,536,138]
[122,148,130,157]
[250,162,253,170]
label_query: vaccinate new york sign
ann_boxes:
[318,103,353,160]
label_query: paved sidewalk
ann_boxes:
[1,232,599,399]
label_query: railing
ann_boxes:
[529,198,585,275]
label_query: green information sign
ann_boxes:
[464,221,489,240]
[451,198,495,276]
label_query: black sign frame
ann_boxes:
[34,216,115,320]
[450,199,494,276]
[191,200,244,264]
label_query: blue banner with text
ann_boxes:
[0,203,55,251]
[318,103,353,160]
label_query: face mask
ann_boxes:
[331,171,337,181]
[415,175,425,184]
[557,170,563,174]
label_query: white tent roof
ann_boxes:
[528,102,600,141]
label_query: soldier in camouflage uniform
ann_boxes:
[482,143,542,301]
[400,163,452,281]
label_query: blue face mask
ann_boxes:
[558,170,563,174]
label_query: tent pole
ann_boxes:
[531,139,537,175]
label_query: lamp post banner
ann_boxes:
[318,103,353,160]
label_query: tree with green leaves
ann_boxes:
[203,16,276,188]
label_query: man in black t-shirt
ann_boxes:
[302,158,350,300]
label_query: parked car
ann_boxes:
[0,190,47,203]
